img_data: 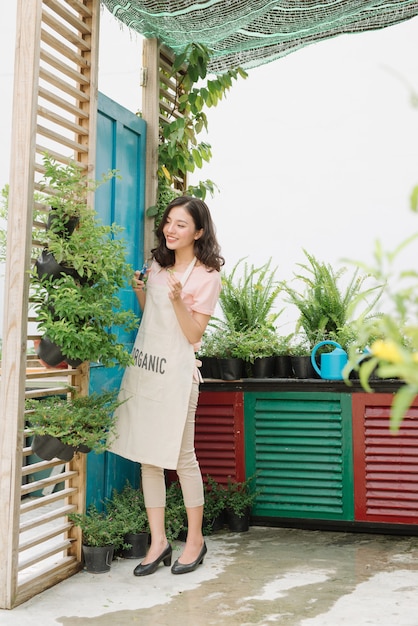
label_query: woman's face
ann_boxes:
[163,206,202,253]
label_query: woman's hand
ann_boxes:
[167,270,183,301]
[131,270,146,292]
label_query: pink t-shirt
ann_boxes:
[147,260,222,351]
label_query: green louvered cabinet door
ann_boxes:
[245,392,354,520]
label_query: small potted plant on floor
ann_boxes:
[203,475,227,534]
[69,504,126,573]
[25,389,124,462]
[165,481,188,542]
[224,475,259,533]
[106,482,150,559]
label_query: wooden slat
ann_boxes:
[15,559,80,608]
[41,9,90,51]
[24,386,72,398]
[18,538,74,571]
[38,86,89,119]
[20,504,76,533]
[41,28,90,68]
[21,458,67,477]
[34,106,88,135]
[19,522,73,553]
[36,123,89,152]
[20,488,78,514]
[21,470,78,498]
[43,0,91,35]
[65,0,92,18]
[40,48,90,85]
[39,67,89,102]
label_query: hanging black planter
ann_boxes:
[36,336,84,369]
[31,434,91,462]
[36,336,65,367]
[35,249,78,281]
[47,208,79,237]
[31,434,76,462]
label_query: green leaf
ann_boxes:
[390,385,417,432]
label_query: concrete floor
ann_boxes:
[1,526,418,626]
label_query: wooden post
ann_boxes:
[141,38,160,258]
[0,0,42,609]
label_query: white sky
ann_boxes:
[1,4,418,334]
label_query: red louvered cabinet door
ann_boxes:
[353,393,418,524]
[195,391,245,485]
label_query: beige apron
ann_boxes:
[110,259,196,469]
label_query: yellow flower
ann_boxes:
[370,339,403,364]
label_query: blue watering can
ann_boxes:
[311,341,348,380]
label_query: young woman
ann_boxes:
[111,195,224,576]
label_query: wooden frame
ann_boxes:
[0,0,100,608]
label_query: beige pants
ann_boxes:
[141,381,204,508]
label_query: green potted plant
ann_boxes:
[202,258,283,380]
[199,326,246,380]
[273,332,294,378]
[165,481,188,542]
[282,250,382,351]
[203,475,226,534]
[31,154,138,368]
[106,482,150,559]
[25,389,124,462]
[69,504,126,573]
[224,475,259,532]
[288,333,318,379]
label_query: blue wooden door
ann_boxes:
[87,92,146,508]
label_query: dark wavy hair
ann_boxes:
[151,196,225,271]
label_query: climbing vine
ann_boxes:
[146,43,247,227]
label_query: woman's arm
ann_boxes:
[167,272,210,344]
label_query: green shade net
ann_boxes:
[100,0,418,71]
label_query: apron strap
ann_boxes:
[181,257,197,286]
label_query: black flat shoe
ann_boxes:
[171,542,207,575]
[133,543,172,576]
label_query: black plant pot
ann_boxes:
[199,357,221,379]
[65,355,84,368]
[36,336,83,369]
[36,336,65,367]
[226,507,250,532]
[31,434,76,462]
[291,355,319,379]
[120,532,149,559]
[274,355,293,378]
[31,434,91,462]
[47,209,79,237]
[82,544,114,573]
[218,358,244,381]
[204,510,226,533]
[35,249,78,281]
[250,356,276,378]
